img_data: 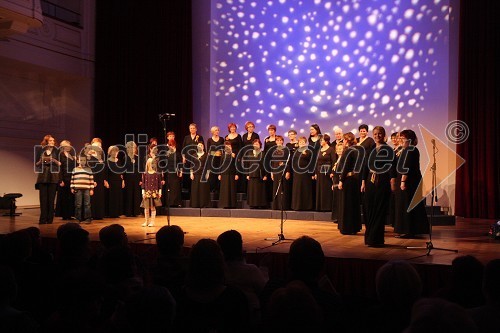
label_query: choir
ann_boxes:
[36,123,429,245]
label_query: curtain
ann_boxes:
[456,0,500,219]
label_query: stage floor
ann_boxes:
[1,207,498,266]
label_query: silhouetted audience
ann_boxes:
[434,255,485,308]
[0,265,38,333]
[468,259,500,333]
[175,238,250,333]
[404,297,477,333]
[150,225,189,301]
[217,230,268,326]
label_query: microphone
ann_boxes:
[158,113,176,119]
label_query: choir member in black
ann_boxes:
[389,132,401,226]
[240,121,259,193]
[56,140,76,220]
[331,143,344,221]
[164,133,183,207]
[357,124,376,154]
[314,134,336,211]
[207,126,224,193]
[291,137,313,211]
[35,134,61,224]
[225,122,243,155]
[182,123,204,194]
[147,137,158,158]
[87,137,106,220]
[264,124,278,203]
[308,124,322,153]
[393,129,430,238]
[241,121,259,146]
[270,136,291,210]
[285,129,299,210]
[337,132,362,235]
[246,139,268,208]
[218,141,239,208]
[190,142,211,208]
[361,126,395,247]
[334,127,344,145]
[123,140,143,217]
[104,145,124,218]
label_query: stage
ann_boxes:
[1,207,498,298]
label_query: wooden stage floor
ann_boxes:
[1,207,498,266]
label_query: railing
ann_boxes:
[40,0,81,28]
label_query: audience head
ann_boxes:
[288,236,325,283]
[451,255,484,288]
[1,229,32,264]
[483,259,500,305]
[57,223,90,259]
[186,239,225,290]
[217,230,244,262]
[265,280,323,333]
[404,298,477,333]
[99,224,128,250]
[156,225,185,257]
[376,260,422,309]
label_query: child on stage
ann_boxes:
[141,157,163,227]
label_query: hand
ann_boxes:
[190,174,194,180]
[285,172,290,180]
[178,172,182,178]
[60,181,65,187]
[104,180,110,188]
[360,181,365,193]
[338,181,343,190]
[271,174,274,181]
[312,175,317,180]
[182,156,186,164]
[330,173,334,178]
[218,175,222,181]
[390,181,397,192]
[231,152,236,158]
[263,176,267,181]
[158,194,162,198]
[235,175,239,180]
[400,182,406,191]
[71,189,75,194]
[122,180,125,188]
[94,182,98,188]
[90,190,94,196]
[161,180,165,186]
[246,176,250,180]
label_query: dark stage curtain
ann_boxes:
[94,0,193,147]
[456,0,500,219]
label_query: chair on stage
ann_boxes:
[1,193,23,217]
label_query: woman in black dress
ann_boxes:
[56,140,76,220]
[264,124,278,203]
[123,140,143,217]
[271,136,291,210]
[314,134,335,211]
[207,126,224,194]
[240,121,259,193]
[246,139,268,208]
[104,145,124,218]
[182,123,205,196]
[393,129,430,238]
[190,142,211,208]
[291,137,313,211]
[225,122,243,155]
[164,133,183,207]
[35,134,61,224]
[331,143,344,221]
[337,132,362,235]
[218,141,239,208]
[361,126,395,247]
[87,138,106,220]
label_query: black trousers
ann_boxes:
[38,183,57,224]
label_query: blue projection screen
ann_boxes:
[209,0,454,137]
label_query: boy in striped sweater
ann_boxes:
[71,155,94,223]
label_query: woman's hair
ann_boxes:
[358,124,369,132]
[108,145,119,155]
[288,129,297,135]
[41,134,57,146]
[227,123,237,132]
[321,134,331,143]
[210,126,219,134]
[268,124,277,131]
[91,137,102,145]
[298,136,308,143]
[343,132,357,146]
[244,121,255,131]
[166,131,175,137]
[399,129,418,146]
[373,126,386,138]
[310,124,321,137]
[252,139,262,147]
[275,135,284,142]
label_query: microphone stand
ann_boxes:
[407,139,458,256]
[265,148,293,246]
